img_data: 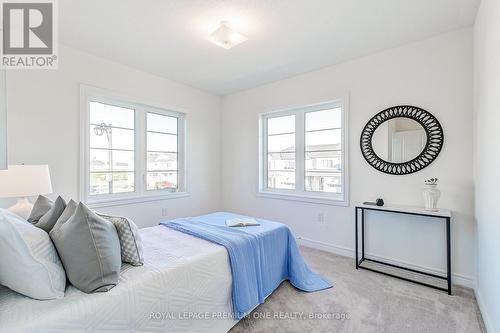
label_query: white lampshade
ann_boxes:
[0,165,53,198]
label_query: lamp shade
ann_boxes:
[0,165,53,198]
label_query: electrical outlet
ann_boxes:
[161,208,168,217]
[317,213,324,223]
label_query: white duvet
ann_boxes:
[0,226,238,333]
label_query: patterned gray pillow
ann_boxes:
[97,213,144,266]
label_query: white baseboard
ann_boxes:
[296,236,475,288]
[474,287,495,333]
[297,236,354,257]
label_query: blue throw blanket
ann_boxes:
[160,212,332,318]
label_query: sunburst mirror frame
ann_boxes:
[360,105,444,175]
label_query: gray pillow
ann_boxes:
[50,203,121,293]
[28,195,53,223]
[49,199,77,238]
[97,213,144,266]
[35,196,66,233]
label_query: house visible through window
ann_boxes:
[83,89,186,204]
[260,101,347,204]
[304,108,342,194]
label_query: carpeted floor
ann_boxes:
[230,247,485,333]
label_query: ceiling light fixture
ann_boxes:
[207,21,248,49]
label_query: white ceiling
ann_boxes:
[60,0,480,95]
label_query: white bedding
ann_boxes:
[0,226,238,333]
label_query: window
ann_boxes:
[89,102,135,195]
[146,112,180,191]
[260,100,348,204]
[267,115,295,189]
[81,87,186,206]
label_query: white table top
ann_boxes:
[356,203,451,218]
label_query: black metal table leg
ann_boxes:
[446,217,452,295]
[355,207,359,269]
[361,208,365,261]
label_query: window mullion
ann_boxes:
[262,116,268,190]
[135,108,146,195]
[177,115,185,192]
[295,111,305,192]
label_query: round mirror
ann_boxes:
[371,117,427,163]
[360,105,444,175]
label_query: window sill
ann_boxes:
[256,191,349,206]
[86,192,190,209]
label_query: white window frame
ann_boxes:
[80,85,188,208]
[258,98,349,206]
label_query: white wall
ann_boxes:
[3,45,222,228]
[221,29,475,286]
[473,0,500,331]
[0,70,6,169]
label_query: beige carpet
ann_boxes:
[230,247,484,333]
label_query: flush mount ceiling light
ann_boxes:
[207,21,248,49]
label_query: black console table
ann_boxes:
[355,204,452,295]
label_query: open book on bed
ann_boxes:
[225,217,260,227]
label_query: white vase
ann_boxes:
[423,184,441,211]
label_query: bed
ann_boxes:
[0,212,330,333]
[0,225,237,333]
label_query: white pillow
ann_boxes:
[0,209,66,299]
